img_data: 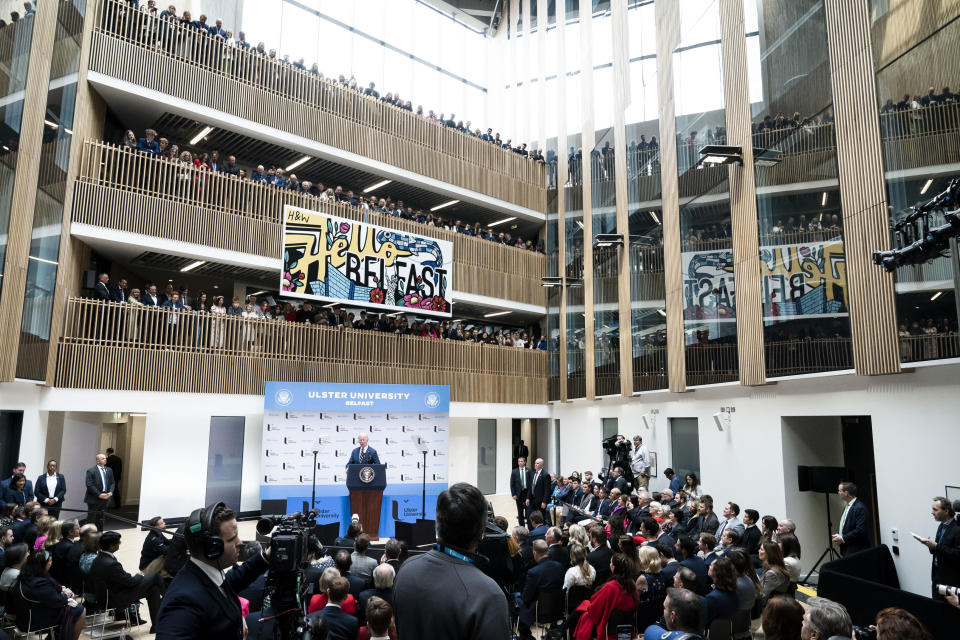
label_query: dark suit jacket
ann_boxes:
[680,555,711,595]
[50,538,83,592]
[741,524,762,556]
[347,446,380,466]
[587,544,613,585]
[106,454,123,481]
[345,571,369,599]
[528,525,549,542]
[90,552,149,608]
[34,473,66,505]
[142,292,160,306]
[839,499,872,556]
[1,486,27,506]
[596,498,614,519]
[12,519,37,548]
[611,476,629,494]
[94,280,112,300]
[357,586,393,624]
[510,467,533,497]
[156,554,269,640]
[529,470,551,509]
[520,557,566,624]
[14,576,69,630]
[311,605,359,640]
[84,465,116,504]
[547,544,570,568]
[931,518,960,588]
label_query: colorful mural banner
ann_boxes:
[681,239,848,322]
[281,204,454,317]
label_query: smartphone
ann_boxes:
[617,625,633,640]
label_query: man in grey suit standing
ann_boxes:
[85,453,115,531]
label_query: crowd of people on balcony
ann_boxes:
[898,314,959,362]
[91,273,546,351]
[0,2,33,28]
[120,127,545,253]
[880,85,960,136]
[110,1,546,166]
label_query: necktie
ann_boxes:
[839,503,850,535]
[935,522,947,566]
[520,470,526,490]
[534,471,540,488]
[99,467,106,491]
[717,520,727,537]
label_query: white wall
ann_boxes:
[449,417,479,486]
[547,365,960,597]
[58,412,102,516]
[780,416,846,578]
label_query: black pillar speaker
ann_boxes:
[797,465,847,493]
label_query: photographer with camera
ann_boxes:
[155,502,269,640]
[915,496,960,601]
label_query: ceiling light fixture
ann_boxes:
[248,290,267,297]
[575,220,584,229]
[189,125,214,145]
[430,199,460,212]
[657,308,667,317]
[43,119,58,129]
[285,155,311,171]
[920,179,933,195]
[698,145,744,166]
[931,291,943,301]
[28,255,58,266]
[821,192,828,207]
[489,216,517,227]
[363,179,392,193]
[649,211,660,224]
[483,310,511,318]
[180,260,206,272]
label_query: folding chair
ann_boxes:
[533,588,566,639]
[707,617,734,640]
[731,609,752,640]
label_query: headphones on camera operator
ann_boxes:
[185,501,227,563]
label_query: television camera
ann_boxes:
[256,510,320,640]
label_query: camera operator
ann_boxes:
[393,482,510,639]
[155,502,269,640]
[916,496,960,601]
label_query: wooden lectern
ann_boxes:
[346,464,386,538]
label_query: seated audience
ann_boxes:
[702,556,739,628]
[50,521,83,593]
[635,545,667,630]
[308,575,357,640]
[307,567,357,615]
[563,542,595,590]
[801,596,853,640]
[759,541,792,606]
[642,588,703,640]
[518,539,565,640]
[572,553,639,640]
[139,516,170,573]
[13,549,86,639]
[89,531,162,631]
[356,563,394,626]
[761,595,804,640]
[357,595,395,640]
[350,533,378,582]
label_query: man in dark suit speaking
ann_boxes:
[85,453,115,531]
[346,432,381,467]
[832,481,872,557]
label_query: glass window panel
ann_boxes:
[748,0,852,378]
[869,2,960,362]
[0,16,34,300]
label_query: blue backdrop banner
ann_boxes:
[261,382,450,538]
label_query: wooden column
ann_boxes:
[720,0,766,386]
[557,0,569,403]
[611,0,633,397]
[580,0,596,400]
[824,0,900,375]
[0,3,57,381]
[44,0,104,384]
[654,0,687,393]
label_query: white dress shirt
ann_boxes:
[630,444,650,475]
[45,474,58,501]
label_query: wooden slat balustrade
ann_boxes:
[90,0,545,211]
[72,140,547,307]
[55,298,547,403]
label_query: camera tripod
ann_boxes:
[803,491,840,584]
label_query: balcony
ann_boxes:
[55,298,547,403]
[72,140,547,308]
[90,0,545,212]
